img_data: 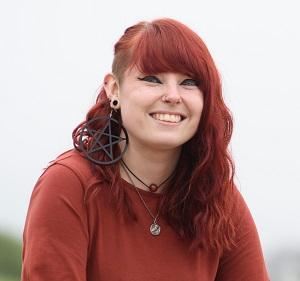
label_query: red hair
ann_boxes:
[73,18,236,253]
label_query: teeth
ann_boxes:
[152,113,182,123]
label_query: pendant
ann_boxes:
[148,183,159,192]
[150,223,161,236]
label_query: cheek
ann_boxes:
[120,90,153,117]
[186,100,204,139]
[119,98,147,128]
[119,103,135,125]
[187,95,204,119]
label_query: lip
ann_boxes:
[149,111,187,126]
[149,111,187,119]
[150,117,182,126]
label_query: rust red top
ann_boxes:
[22,149,269,281]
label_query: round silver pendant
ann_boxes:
[150,223,161,236]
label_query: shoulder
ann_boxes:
[32,149,100,201]
[43,149,97,187]
[215,187,269,280]
[27,149,105,220]
[230,187,256,232]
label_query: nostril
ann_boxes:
[162,95,182,103]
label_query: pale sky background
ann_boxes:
[0,0,299,265]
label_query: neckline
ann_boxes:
[120,177,164,198]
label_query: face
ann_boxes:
[104,67,204,151]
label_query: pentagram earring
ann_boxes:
[76,95,129,165]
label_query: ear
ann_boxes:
[103,73,119,99]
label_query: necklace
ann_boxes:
[121,159,173,192]
[121,161,161,236]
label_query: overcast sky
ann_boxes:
[1,0,299,260]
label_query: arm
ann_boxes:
[22,163,89,281]
[215,190,269,281]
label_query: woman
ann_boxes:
[22,18,269,280]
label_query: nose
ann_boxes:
[162,85,182,104]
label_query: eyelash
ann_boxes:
[181,79,200,86]
[138,76,162,83]
[138,76,199,86]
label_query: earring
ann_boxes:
[76,96,128,165]
[110,96,120,110]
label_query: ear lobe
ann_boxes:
[103,73,119,99]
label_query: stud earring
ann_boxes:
[110,96,120,110]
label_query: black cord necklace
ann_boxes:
[121,159,173,192]
[121,161,162,235]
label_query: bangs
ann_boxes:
[128,21,208,85]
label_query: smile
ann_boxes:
[150,113,185,123]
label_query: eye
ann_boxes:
[138,76,162,84]
[181,79,200,87]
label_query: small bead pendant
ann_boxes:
[150,223,161,236]
[149,183,159,192]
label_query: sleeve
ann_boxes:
[21,163,89,281]
[215,190,270,281]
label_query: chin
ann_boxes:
[146,138,187,151]
[128,131,192,151]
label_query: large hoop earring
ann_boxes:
[76,98,128,165]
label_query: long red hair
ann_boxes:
[73,18,236,253]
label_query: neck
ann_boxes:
[119,141,181,193]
